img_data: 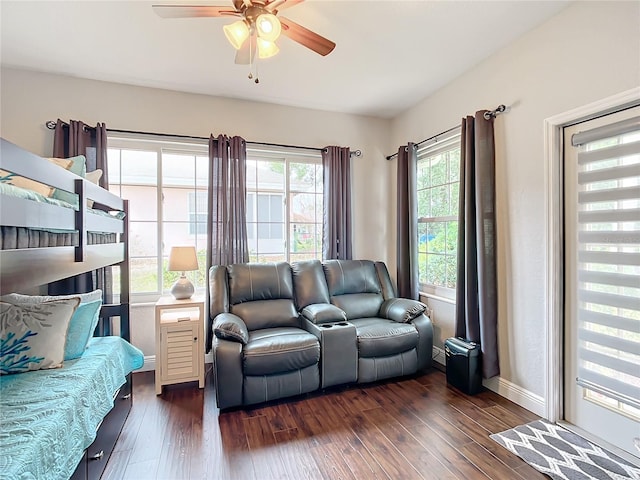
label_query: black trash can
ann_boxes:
[444,337,482,395]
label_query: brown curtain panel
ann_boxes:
[49,119,112,302]
[396,143,419,300]
[455,111,499,379]
[206,134,248,267]
[322,146,352,260]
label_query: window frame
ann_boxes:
[245,147,323,263]
[107,136,323,302]
[416,128,462,301]
[107,134,209,303]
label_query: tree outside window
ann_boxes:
[416,131,461,299]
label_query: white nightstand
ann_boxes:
[155,295,205,395]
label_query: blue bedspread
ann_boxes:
[0,336,144,480]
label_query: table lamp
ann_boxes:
[168,246,198,299]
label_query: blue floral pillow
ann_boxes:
[0,298,80,374]
[1,290,102,361]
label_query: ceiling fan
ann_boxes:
[153,1,335,80]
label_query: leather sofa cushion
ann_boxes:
[323,260,381,296]
[209,265,229,319]
[330,293,383,320]
[292,260,330,309]
[351,318,419,357]
[231,299,299,331]
[243,327,320,376]
[228,262,294,304]
[379,298,427,323]
[244,364,319,406]
[301,303,347,324]
[214,313,249,344]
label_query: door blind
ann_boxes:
[572,116,640,411]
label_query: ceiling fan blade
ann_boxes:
[235,36,257,64]
[233,0,252,9]
[265,0,303,13]
[279,16,335,56]
[152,5,239,18]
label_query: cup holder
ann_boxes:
[336,322,349,326]
[320,324,333,328]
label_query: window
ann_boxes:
[416,130,461,298]
[246,148,323,263]
[107,136,209,301]
[107,136,324,300]
[188,192,207,235]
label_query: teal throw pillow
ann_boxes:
[64,299,102,360]
[50,155,87,206]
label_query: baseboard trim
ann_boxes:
[137,349,545,417]
[434,345,545,417]
[136,355,155,372]
[433,345,446,366]
[483,376,546,417]
[135,353,213,373]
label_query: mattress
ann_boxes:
[0,181,125,250]
[0,336,144,480]
[0,226,117,249]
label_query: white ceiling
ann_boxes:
[1,0,570,119]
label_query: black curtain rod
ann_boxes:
[46,122,362,157]
[386,124,459,161]
[385,104,509,161]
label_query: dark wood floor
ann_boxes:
[102,366,547,480]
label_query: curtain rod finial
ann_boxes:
[484,104,509,120]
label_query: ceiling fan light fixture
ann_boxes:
[256,13,281,42]
[223,20,250,50]
[257,37,279,59]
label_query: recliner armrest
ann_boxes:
[301,303,347,324]
[214,312,249,344]
[379,298,427,323]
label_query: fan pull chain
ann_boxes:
[247,30,259,84]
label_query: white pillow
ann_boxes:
[1,290,103,360]
[85,169,103,208]
[1,289,102,305]
[0,298,80,374]
[86,169,103,185]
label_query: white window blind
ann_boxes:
[572,115,640,411]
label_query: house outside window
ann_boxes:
[416,129,462,299]
[107,136,209,301]
[107,135,323,300]
[188,191,208,235]
[246,148,323,263]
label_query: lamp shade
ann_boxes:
[256,13,281,42]
[168,246,198,272]
[223,20,250,50]
[257,38,279,59]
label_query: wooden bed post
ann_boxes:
[74,178,86,262]
[120,199,131,342]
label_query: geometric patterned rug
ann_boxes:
[490,420,640,480]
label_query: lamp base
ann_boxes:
[171,275,194,300]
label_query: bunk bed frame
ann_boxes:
[0,137,133,480]
[0,138,128,293]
